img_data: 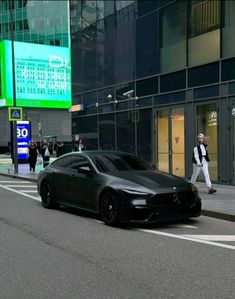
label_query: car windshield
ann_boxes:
[92,154,153,172]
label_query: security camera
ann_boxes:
[123,90,134,97]
[106,94,113,101]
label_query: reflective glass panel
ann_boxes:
[116,111,135,154]
[136,11,159,78]
[157,109,169,173]
[137,109,152,162]
[171,107,185,177]
[160,0,187,73]
[99,113,116,150]
[196,103,218,181]
[188,0,220,66]
[222,0,235,58]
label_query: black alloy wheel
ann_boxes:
[100,191,120,226]
[41,182,57,209]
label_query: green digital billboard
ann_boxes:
[0,40,71,108]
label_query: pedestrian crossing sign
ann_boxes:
[8,107,22,121]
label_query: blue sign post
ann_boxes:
[17,121,31,161]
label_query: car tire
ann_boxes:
[100,191,120,226]
[40,182,57,209]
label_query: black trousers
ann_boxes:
[43,156,50,168]
[29,156,37,171]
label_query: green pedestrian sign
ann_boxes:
[8,107,22,121]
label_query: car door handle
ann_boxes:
[69,174,77,178]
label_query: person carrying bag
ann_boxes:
[41,141,50,168]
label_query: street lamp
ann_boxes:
[9,0,18,174]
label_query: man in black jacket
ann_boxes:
[191,133,216,194]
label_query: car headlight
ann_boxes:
[121,189,150,196]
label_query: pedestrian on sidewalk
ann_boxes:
[28,140,40,172]
[41,140,50,168]
[191,133,217,194]
[56,140,64,157]
[75,138,85,152]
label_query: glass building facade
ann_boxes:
[0,0,71,151]
[0,0,69,46]
[71,0,235,185]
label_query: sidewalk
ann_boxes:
[0,157,234,222]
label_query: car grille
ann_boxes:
[150,191,195,208]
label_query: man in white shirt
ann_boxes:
[191,133,216,194]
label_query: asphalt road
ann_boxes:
[0,175,234,299]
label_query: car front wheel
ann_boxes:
[40,182,57,209]
[100,191,120,226]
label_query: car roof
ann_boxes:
[60,150,133,158]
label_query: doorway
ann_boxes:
[230,99,235,184]
[156,107,185,177]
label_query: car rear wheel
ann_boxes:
[40,182,57,209]
[100,191,120,226]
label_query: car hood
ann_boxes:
[108,170,190,190]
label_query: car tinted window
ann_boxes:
[61,155,90,169]
[51,158,63,167]
[71,156,90,170]
[61,156,76,168]
[92,154,153,172]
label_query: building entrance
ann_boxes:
[231,99,235,184]
[156,107,185,177]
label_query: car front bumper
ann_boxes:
[119,191,202,224]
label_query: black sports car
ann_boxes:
[37,151,201,225]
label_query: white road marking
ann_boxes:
[19,190,38,193]
[0,180,30,183]
[5,185,37,188]
[0,184,41,202]
[92,219,104,224]
[137,229,235,251]
[1,183,234,251]
[183,235,235,242]
[166,224,198,229]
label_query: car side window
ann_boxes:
[61,155,92,171]
[71,156,91,171]
[61,156,75,168]
[51,158,63,168]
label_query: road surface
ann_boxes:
[0,176,234,299]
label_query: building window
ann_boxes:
[160,71,186,93]
[222,0,235,58]
[160,0,187,73]
[222,58,235,82]
[19,0,28,8]
[49,40,60,46]
[136,77,158,97]
[136,11,159,78]
[137,0,158,17]
[99,113,116,151]
[189,0,220,37]
[196,103,218,181]
[188,0,220,66]
[117,111,135,154]
[188,62,219,88]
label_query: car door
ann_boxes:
[51,155,77,203]
[68,156,102,211]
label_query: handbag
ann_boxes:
[37,156,43,165]
[45,148,50,157]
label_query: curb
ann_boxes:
[201,209,235,222]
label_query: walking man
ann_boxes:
[191,133,217,194]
